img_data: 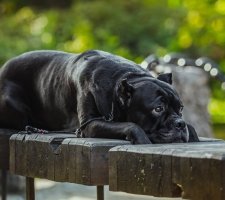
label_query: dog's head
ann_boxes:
[116,73,199,143]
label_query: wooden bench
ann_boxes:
[6,132,225,200]
[0,129,18,200]
[9,133,129,200]
[109,138,225,200]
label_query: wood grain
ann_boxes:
[109,140,225,200]
[9,133,129,186]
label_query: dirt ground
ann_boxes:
[5,179,182,200]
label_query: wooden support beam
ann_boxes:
[26,177,35,200]
[97,186,104,200]
[109,139,225,200]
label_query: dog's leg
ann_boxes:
[82,120,151,144]
[0,81,30,130]
[76,93,151,144]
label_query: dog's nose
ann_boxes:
[175,119,186,131]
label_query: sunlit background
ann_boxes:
[0,0,225,137]
[1,1,225,199]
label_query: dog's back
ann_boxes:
[0,50,75,83]
[0,50,80,130]
[0,50,148,131]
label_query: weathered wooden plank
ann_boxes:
[67,138,130,185]
[9,133,129,186]
[14,134,27,175]
[27,134,52,179]
[172,148,225,200]
[68,138,77,183]
[10,133,76,179]
[25,134,75,180]
[110,146,179,197]
[54,138,71,182]
[78,140,91,184]
[9,134,19,173]
[109,140,225,200]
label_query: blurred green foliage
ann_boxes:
[0,0,225,123]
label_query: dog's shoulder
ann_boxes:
[83,50,136,65]
[81,50,148,76]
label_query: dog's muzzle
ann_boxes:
[146,123,190,143]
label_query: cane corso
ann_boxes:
[0,50,199,144]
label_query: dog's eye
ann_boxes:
[153,106,165,114]
[179,106,184,113]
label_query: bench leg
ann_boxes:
[97,185,104,200]
[1,169,7,200]
[26,177,35,200]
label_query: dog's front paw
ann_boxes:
[125,123,151,144]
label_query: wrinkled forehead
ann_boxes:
[133,79,182,106]
[159,84,182,106]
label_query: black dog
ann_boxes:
[0,50,199,144]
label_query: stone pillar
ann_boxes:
[172,66,213,137]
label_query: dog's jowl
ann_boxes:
[0,50,199,144]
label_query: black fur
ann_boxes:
[0,50,199,144]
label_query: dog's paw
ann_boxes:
[132,135,152,144]
[125,123,151,144]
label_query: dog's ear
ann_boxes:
[117,79,134,108]
[187,124,200,142]
[157,73,172,84]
